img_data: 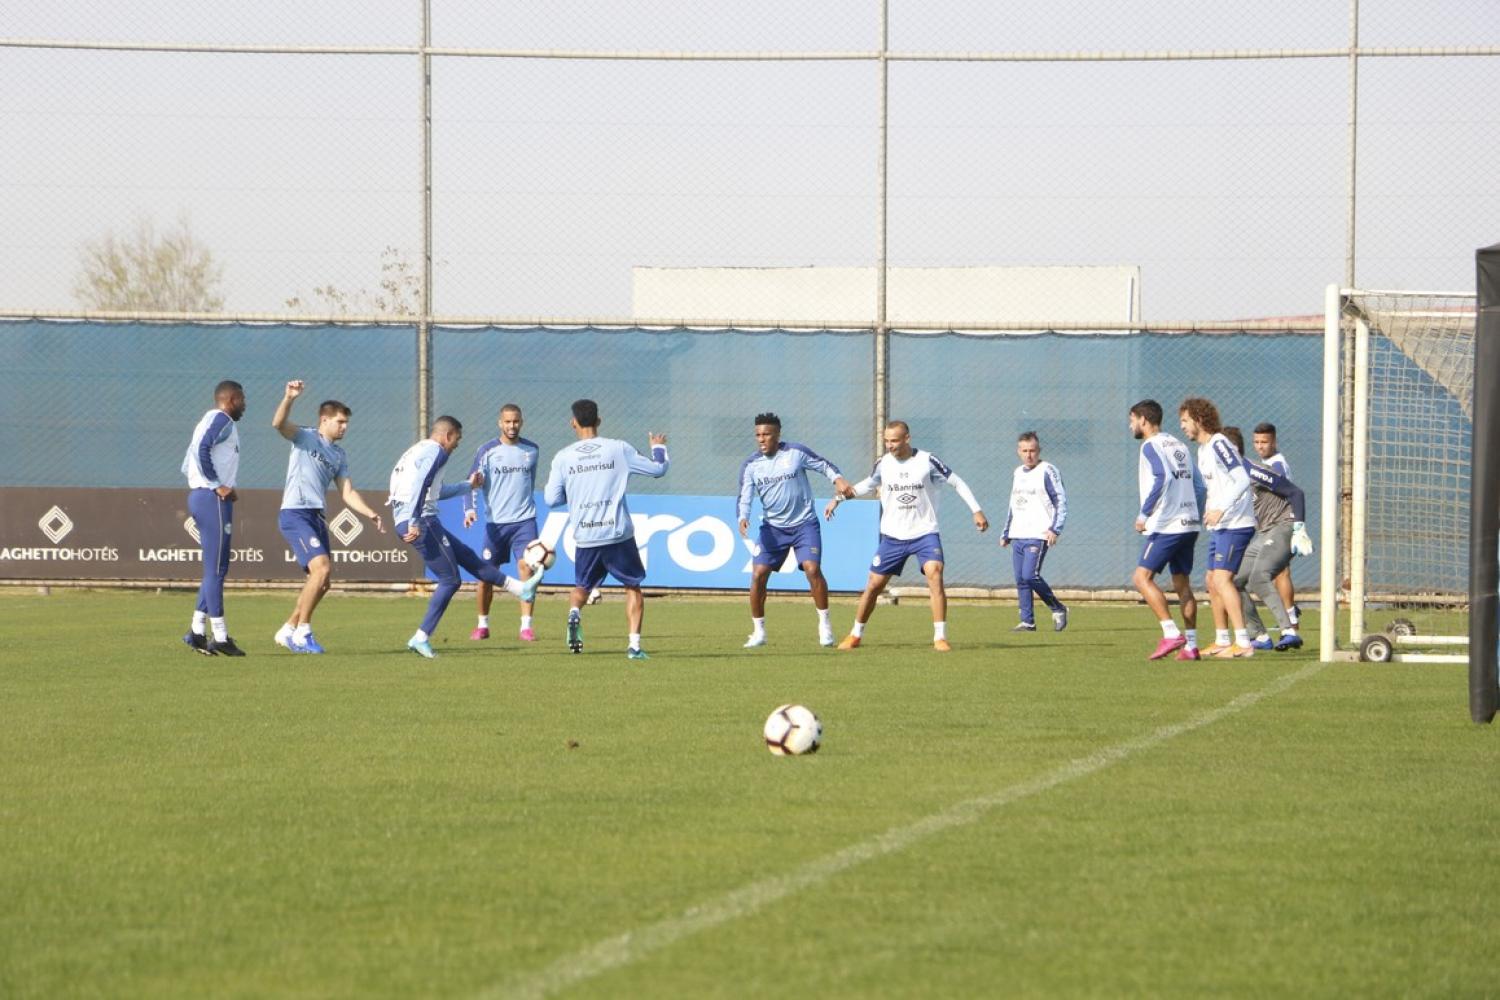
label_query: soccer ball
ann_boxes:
[522,539,556,571]
[763,704,822,756]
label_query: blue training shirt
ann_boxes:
[737,441,843,529]
[464,437,540,525]
[280,427,350,510]
[542,437,669,548]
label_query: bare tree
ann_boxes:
[73,216,225,312]
[285,246,423,317]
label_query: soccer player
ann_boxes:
[389,416,545,659]
[542,399,669,660]
[1252,422,1301,628]
[825,420,988,652]
[270,380,386,654]
[1222,427,1313,652]
[1179,397,1257,658]
[180,379,247,657]
[1000,431,1069,633]
[1130,399,1203,661]
[463,404,542,643]
[737,412,854,648]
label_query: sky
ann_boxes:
[1,1,1496,322]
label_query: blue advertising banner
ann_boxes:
[434,493,880,591]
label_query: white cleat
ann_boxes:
[274,625,298,651]
[818,629,836,647]
[743,633,767,648]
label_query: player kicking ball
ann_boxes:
[826,420,988,652]
[389,416,545,659]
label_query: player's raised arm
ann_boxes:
[271,380,305,441]
[626,434,670,477]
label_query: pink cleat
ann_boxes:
[470,627,490,641]
[1175,647,1201,661]
[518,627,536,642]
[1148,635,1187,660]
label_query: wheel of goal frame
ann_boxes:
[1360,634,1394,663]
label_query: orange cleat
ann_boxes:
[837,634,861,650]
[933,638,952,652]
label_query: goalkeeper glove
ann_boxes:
[1290,521,1314,557]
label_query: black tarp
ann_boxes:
[1472,243,1500,723]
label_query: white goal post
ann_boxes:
[1320,285,1477,664]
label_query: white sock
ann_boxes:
[1216,629,1231,646]
[1234,628,1250,647]
[816,608,831,625]
[1282,626,1298,636]
[851,620,865,638]
[412,629,429,643]
[520,615,532,630]
[192,611,208,636]
[1184,629,1198,649]
[275,623,293,639]
[750,617,766,636]
[628,632,642,652]
[210,617,228,642]
[933,621,947,640]
[503,577,523,598]
[294,623,311,640]
[1160,619,1181,639]
[477,614,490,629]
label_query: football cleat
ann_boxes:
[743,633,767,648]
[1214,644,1255,659]
[518,627,536,642]
[183,631,214,656]
[837,634,861,650]
[470,627,490,641]
[818,627,836,648]
[1199,643,1234,657]
[274,625,298,651]
[1175,647,1202,661]
[933,638,952,652]
[1251,634,1275,651]
[566,611,583,654]
[1274,633,1304,652]
[626,648,650,661]
[296,634,325,654]
[1011,622,1037,632]
[407,637,436,659]
[1148,636,1187,660]
[1052,605,1069,632]
[207,637,246,657]
[519,568,545,604]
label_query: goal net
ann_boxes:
[1320,287,1476,664]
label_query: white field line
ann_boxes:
[485,660,1327,1000]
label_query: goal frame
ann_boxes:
[1319,285,1475,667]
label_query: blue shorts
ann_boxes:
[278,508,331,569]
[482,518,540,568]
[573,538,647,589]
[1207,527,1256,575]
[754,518,823,568]
[871,532,943,577]
[1139,531,1197,576]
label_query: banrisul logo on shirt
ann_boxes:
[329,508,363,546]
[38,506,74,543]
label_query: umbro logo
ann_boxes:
[898,493,917,504]
[38,505,73,543]
[329,508,363,546]
[577,443,602,455]
[184,517,201,543]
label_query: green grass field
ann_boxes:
[2,589,1495,998]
